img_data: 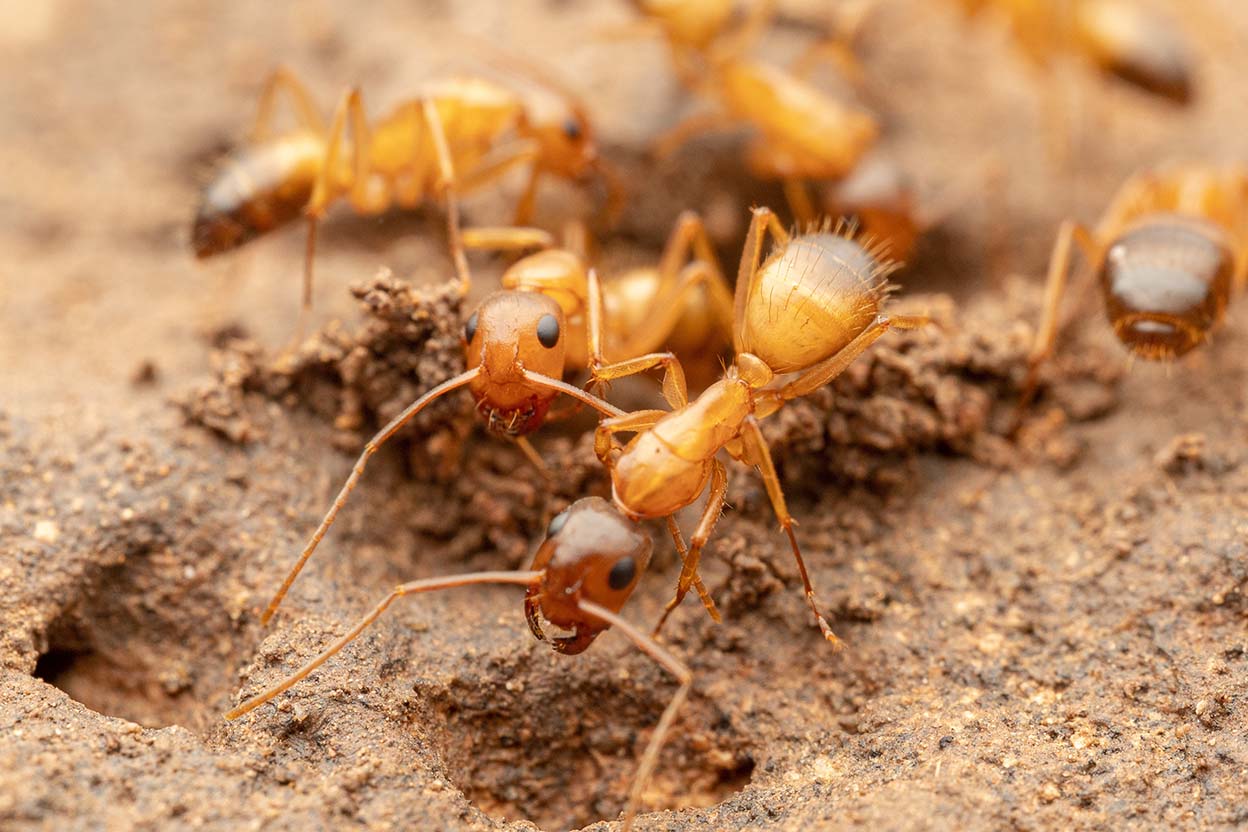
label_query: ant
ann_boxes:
[590,206,930,645]
[628,0,881,225]
[460,210,735,389]
[951,0,1194,104]
[1016,165,1247,424]
[257,202,729,627]
[192,64,622,333]
[226,497,690,832]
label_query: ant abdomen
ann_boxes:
[1101,216,1234,359]
[739,230,892,373]
[192,133,325,258]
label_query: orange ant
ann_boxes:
[226,497,689,832]
[257,204,730,626]
[628,0,881,225]
[590,206,930,645]
[952,0,1194,104]
[192,64,622,331]
[1016,165,1247,423]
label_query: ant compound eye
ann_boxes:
[607,556,636,591]
[464,311,479,343]
[547,508,571,537]
[562,118,583,141]
[536,313,560,348]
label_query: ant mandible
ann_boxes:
[227,497,689,832]
[1016,165,1247,424]
[590,206,930,646]
[192,64,622,333]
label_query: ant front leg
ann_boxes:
[1012,219,1098,432]
[587,269,690,409]
[420,99,474,295]
[737,417,844,649]
[250,66,325,141]
[733,206,792,351]
[593,410,669,465]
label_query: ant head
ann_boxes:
[465,291,568,387]
[523,497,652,655]
[464,291,567,435]
[530,102,599,182]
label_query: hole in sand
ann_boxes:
[416,656,754,830]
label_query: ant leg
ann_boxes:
[513,166,543,226]
[228,570,541,719]
[733,206,793,352]
[783,179,818,227]
[593,410,667,464]
[611,211,734,358]
[738,417,844,649]
[1012,220,1098,430]
[513,436,552,480]
[576,600,691,832]
[758,312,929,406]
[711,0,777,63]
[587,268,690,408]
[260,367,482,624]
[250,66,324,141]
[460,226,557,253]
[660,517,720,630]
[421,99,473,296]
[654,460,727,630]
[653,111,734,161]
[297,88,372,343]
[457,142,541,191]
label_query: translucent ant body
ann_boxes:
[192,66,620,327]
[227,498,688,832]
[1017,165,1248,418]
[953,0,1194,104]
[632,0,880,224]
[592,207,929,644]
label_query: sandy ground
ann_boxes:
[2,0,1247,830]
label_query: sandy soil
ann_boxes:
[2,0,1247,830]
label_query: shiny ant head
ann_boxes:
[192,133,325,258]
[463,291,568,436]
[1101,217,1232,360]
[524,497,653,655]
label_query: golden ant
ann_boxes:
[628,0,881,225]
[192,64,622,333]
[590,206,930,645]
[227,497,688,832]
[951,0,1194,104]
[1016,165,1247,424]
